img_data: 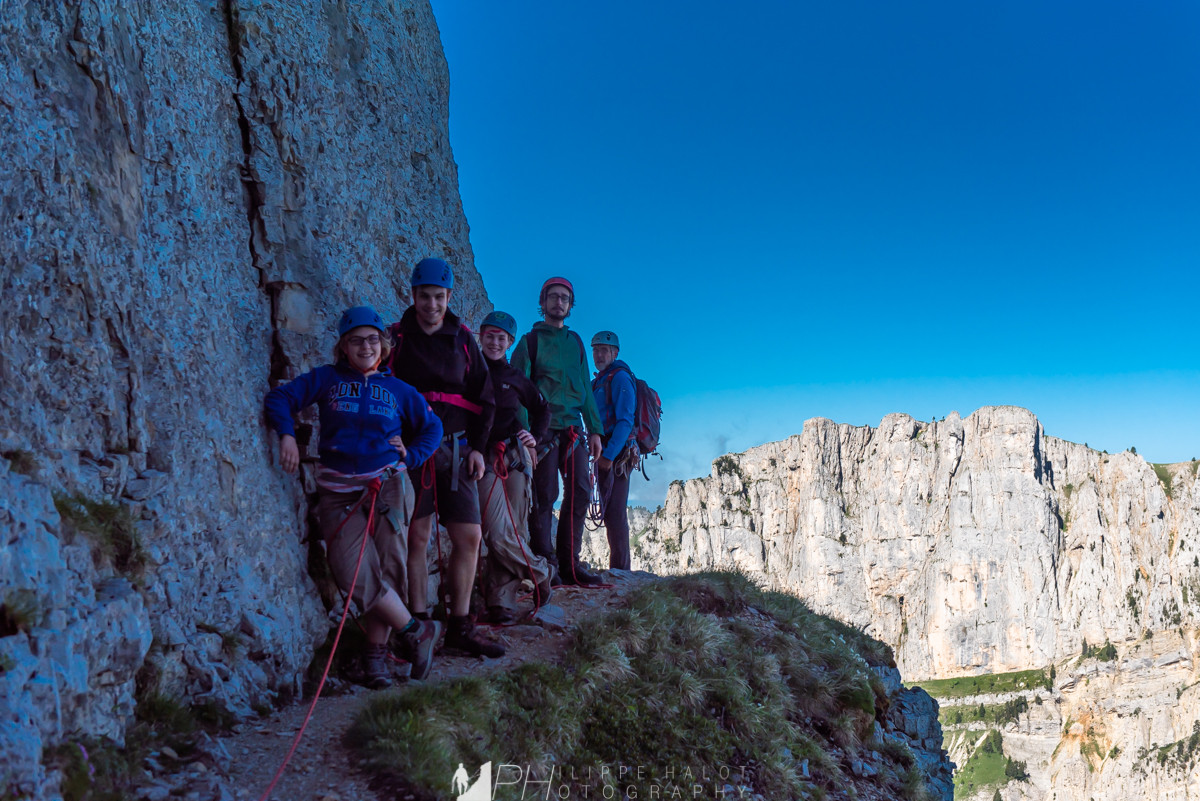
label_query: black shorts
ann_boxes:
[409,439,481,525]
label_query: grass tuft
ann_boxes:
[41,683,234,800]
[0,589,41,637]
[914,667,1051,700]
[1153,464,1175,499]
[52,492,146,575]
[347,574,935,800]
[1,449,37,476]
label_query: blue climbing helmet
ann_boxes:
[337,305,386,337]
[480,310,518,339]
[591,330,619,349]
[411,257,454,289]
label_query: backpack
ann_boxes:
[602,364,662,459]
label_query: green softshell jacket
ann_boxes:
[511,322,603,436]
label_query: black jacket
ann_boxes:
[388,307,495,454]
[485,357,551,449]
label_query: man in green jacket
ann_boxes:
[510,277,605,586]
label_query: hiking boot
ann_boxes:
[487,605,517,626]
[549,568,564,588]
[445,615,506,659]
[534,576,554,606]
[562,562,603,586]
[396,619,442,681]
[362,643,391,689]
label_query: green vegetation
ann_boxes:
[1063,482,1074,499]
[1,449,37,476]
[1127,587,1142,619]
[52,492,146,575]
[914,667,1051,700]
[713,455,743,480]
[196,622,245,657]
[953,730,1006,797]
[347,572,932,801]
[0,589,41,637]
[1162,598,1183,627]
[941,697,1029,729]
[1137,721,1200,773]
[1080,638,1118,662]
[952,730,1029,799]
[1152,464,1175,499]
[1080,732,1106,769]
[42,684,235,801]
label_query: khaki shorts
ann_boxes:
[316,471,413,613]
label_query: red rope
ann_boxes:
[493,441,509,480]
[481,443,543,614]
[257,476,382,801]
[562,429,612,591]
[564,429,577,584]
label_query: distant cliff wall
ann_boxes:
[0,2,486,796]
[628,406,1200,800]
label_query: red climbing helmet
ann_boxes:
[540,276,574,304]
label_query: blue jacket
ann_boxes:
[264,362,442,475]
[592,360,636,462]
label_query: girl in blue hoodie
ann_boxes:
[265,305,443,686]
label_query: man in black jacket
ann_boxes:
[389,258,503,658]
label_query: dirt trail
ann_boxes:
[223,577,638,801]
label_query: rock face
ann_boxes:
[630,406,1200,800]
[0,2,486,796]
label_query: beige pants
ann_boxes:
[316,471,413,613]
[478,447,552,613]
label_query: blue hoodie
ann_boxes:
[592,360,637,462]
[264,362,442,475]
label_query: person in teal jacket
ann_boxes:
[510,277,605,586]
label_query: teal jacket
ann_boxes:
[511,322,603,436]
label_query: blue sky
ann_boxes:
[430,1,1200,506]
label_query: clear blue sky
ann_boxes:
[430,1,1200,507]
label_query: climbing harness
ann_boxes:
[257,462,400,801]
[423,392,483,415]
[560,428,610,590]
[480,439,547,615]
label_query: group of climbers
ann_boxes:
[263,260,646,687]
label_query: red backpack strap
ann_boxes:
[571,330,587,365]
[527,329,540,377]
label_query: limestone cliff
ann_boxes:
[629,406,1200,800]
[0,2,486,796]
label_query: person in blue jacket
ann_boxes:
[264,305,444,687]
[590,330,637,571]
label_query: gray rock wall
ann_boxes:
[0,1,486,796]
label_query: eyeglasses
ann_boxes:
[545,291,572,302]
[346,335,381,346]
